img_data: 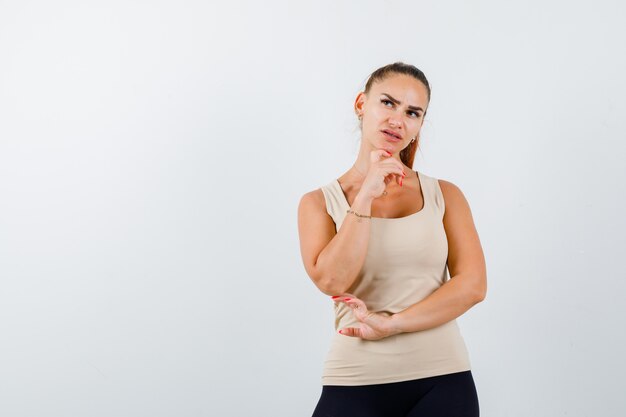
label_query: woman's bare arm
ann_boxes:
[297,189,374,296]
[389,179,487,333]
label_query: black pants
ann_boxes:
[311,370,479,417]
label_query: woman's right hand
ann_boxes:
[359,149,407,200]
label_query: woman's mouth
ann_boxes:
[381,130,401,142]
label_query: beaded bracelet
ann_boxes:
[346,209,371,219]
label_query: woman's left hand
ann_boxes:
[331,293,401,341]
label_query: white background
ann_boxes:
[1,1,625,416]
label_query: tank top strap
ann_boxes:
[418,171,445,219]
[320,180,348,227]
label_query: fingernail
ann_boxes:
[344,298,351,301]
[338,330,343,334]
[331,296,340,299]
[400,179,403,186]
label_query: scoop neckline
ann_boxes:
[335,170,426,220]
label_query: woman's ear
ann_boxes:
[353,91,366,117]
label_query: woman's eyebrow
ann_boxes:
[381,93,423,112]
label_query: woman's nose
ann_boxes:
[388,117,401,128]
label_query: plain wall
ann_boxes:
[1,1,625,416]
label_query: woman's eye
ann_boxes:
[382,99,421,117]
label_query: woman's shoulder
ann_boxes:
[436,178,466,202]
[299,187,326,209]
[434,176,474,220]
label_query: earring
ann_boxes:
[358,114,362,121]
[411,136,416,142]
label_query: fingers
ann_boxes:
[378,157,406,181]
[386,171,405,187]
[392,172,403,186]
[330,293,359,305]
[346,298,367,312]
[330,292,356,300]
[368,149,408,193]
[370,149,393,162]
[338,327,361,337]
[331,294,369,320]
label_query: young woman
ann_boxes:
[297,62,487,417]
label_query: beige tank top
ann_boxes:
[318,170,472,386]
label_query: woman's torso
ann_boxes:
[318,170,471,386]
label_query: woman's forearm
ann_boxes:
[388,274,485,334]
[315,193,374,295]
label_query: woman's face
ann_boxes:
[356,73,429,153]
